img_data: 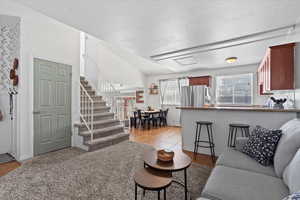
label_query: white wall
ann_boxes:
[0,0,81,161]
[145,64,269,126]
[84,34,146,89]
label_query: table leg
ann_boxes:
[158,190,160,200]
[184,168,187,200]
[135,183,137,200]
[164,188,166,200]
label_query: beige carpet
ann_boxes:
[0,141,211,200]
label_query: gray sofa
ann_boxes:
[199,118,300,200]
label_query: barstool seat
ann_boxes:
[194,121,216,163]
[227,123,250,148]
[196,121,213,125]
[229,123,250,128]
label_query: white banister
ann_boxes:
[80,83,94,141]
[98,79,136,123]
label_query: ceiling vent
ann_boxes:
[174,56,197,66]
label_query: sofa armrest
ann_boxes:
[235,137,249,152]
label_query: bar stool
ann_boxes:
[227,123,250,148]
[193,121,216,163]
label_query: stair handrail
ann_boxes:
[80,82,94,142]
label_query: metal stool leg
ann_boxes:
[194,124,202,159]
[241,127,244,137]
[227,126,232,147]
[135,183,137,200]
[233,128,238,147]
[193,124,199,158]
[230,127,236,147]
[246,127,250,137]
[206,125,214,163]
[209,124,216,162]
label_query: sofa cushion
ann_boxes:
[242,125,282,166]
[201,166,289,200]
[283,149,300,193]
[217,148,276,177]
[274,118,300,177]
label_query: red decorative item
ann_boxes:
[13,75,19,86]
[9,69,16,79]
[13,58,19,70]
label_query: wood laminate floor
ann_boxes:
[129,126,215,168]
[0,161,21,177]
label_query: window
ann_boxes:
[159,78,188,105]
[216,73,253,105]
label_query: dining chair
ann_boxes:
[151,112,160,128]
[162,109,169,126]
[130,111,138,128]
[137,109,150,129]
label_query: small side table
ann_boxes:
[143,149,192,200]
[134,168,172,200]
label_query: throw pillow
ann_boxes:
[242,125,282,166]
[282,191,300,200]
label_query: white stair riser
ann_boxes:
[79,121,120,132]
[87,134,129,152]
[81,128,124,141]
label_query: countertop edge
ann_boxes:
[176,106,300,113]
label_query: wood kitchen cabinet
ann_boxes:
[258,43,295,95]
[189,76,212,87]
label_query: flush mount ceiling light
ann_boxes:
[174,56,198,66]
[226,57,238,64]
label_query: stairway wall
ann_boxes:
[83,34,146,89]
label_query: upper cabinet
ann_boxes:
[189,76,212,87]
[258,43,295,95]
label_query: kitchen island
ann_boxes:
[177,106,300,156]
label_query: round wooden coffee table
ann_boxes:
[143,149,192,200]
[134,167,172,200]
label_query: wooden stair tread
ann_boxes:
[81,106,110,110]
[82,112,113,118]
[77,119,119,127]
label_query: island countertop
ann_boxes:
[176,105,300,113]
[179,105,299,156]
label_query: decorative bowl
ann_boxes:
[157,149,174,162]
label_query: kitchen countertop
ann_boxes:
[176,105,300,113]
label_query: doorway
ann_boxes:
[33,58,72,156]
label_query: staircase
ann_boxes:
[77,76,129,151]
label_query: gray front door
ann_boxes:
[34,58,72,156]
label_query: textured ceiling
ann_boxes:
[14,0,300,74]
